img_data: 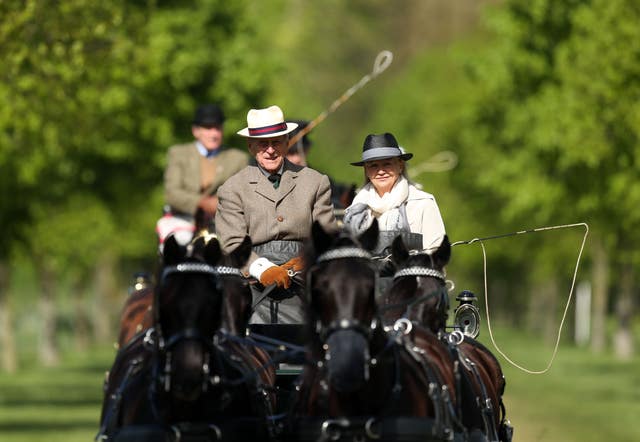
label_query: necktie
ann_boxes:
[205,149,219,158]
[268,173,281,189]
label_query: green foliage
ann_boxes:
[30,195,115,280]
[0,0,273,263]
[461,0,640,239]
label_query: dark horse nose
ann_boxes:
[326,329,369,393]
[171,340,208,401]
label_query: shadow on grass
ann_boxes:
[0,421,97,432]
[1,397,102,407]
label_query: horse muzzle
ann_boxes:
[325,329,370,393]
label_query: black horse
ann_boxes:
[97,235,276,441]
[381,235,513,442]
[287,220,462,442]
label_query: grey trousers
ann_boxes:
[250,241,305,325]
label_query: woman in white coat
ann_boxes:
[343,132,446,261]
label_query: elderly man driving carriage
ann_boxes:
[215,105,337,325]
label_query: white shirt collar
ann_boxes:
[196,141,221,158]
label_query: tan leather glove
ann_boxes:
[282,256,304,273]
[259,266,291,289]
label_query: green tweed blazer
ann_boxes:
[164,142,249,215]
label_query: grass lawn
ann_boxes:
[485,328,640,442]
[0,346,114,442]
[0,330,638,442]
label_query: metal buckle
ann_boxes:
[447,330,465,346]
[321,418,350,441]
[393,318,413,335]
[364,417,381,439]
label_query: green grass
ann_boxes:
[483,328,640,442]
[0,346,115,442]
[0,331,638,442]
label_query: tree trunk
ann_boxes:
[590,236,609,353]
[36,260,59,366]
[92,251,117,344]
[526,278,559,344]
[613,262,634,360]
[72,279,91,351]
[0,261,17,373]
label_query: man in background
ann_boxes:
[160,104,248,242]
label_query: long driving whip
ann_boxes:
[288,50,393,149]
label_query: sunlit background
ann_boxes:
[1,1,638,441]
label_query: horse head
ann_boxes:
[382,234,451,333]
[154,234,251,407]
[304,219,381,394]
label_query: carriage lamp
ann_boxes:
[128,271,153,295]
[453,290,481,339]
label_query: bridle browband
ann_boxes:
[315,247,373,263]
[382,264,449,318]
[160,263,243,283]
[393,267,446,282]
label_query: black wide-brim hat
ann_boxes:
[193,103,225,127]
[350,132,413,166]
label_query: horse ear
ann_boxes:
[203,238,223,266]
[430,235,451,268]
[357,218,379,252]
[228,236,252,268]
[391,234,409,265]
[191,236,207,258]
[311,221,332,255]
[163,235,185,265]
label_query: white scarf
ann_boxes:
[350,175,410,231]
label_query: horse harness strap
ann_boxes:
[104,418,272,442]
[98,353,149,440]
[400,334,456,440]
[461,352,499,442]
[447,336,500,442]
[292,416,465,442]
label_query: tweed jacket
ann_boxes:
[215,159,337,268]
[164,142,249,215]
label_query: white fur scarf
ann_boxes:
[350,176,410,231]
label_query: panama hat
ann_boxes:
[350,132,413,166]
[237,105,298,138]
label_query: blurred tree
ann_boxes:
[0,0,274,367]
[452,0,639,355]
[270,0,495,184]
[30,196,116,360]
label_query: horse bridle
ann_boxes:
[308,247,380,342]
[380,264,449,319]
[154,262,244,395]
